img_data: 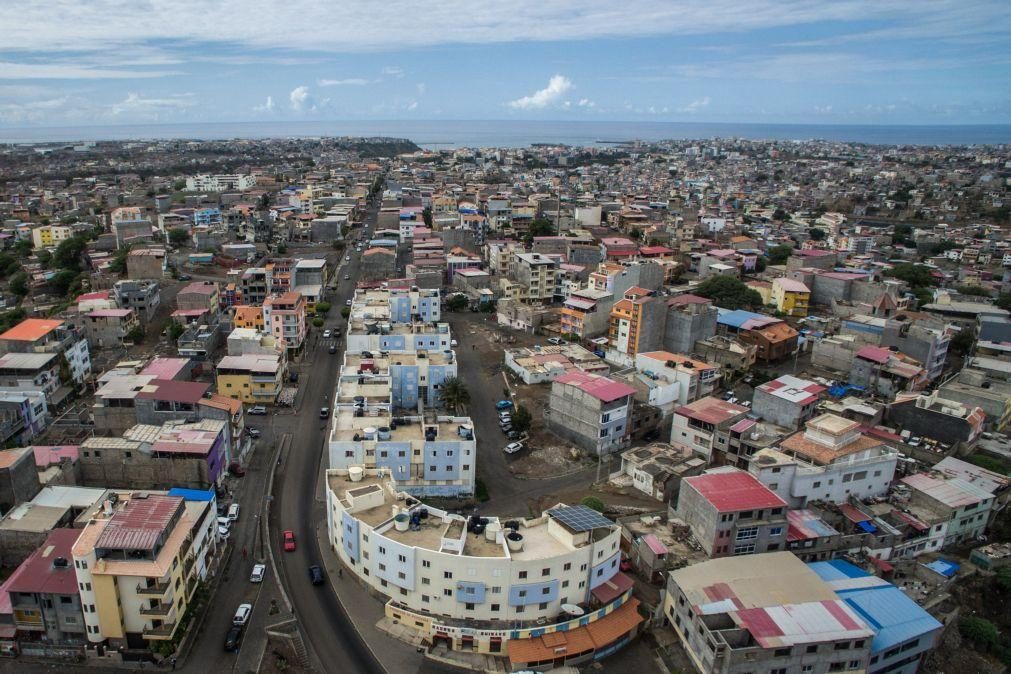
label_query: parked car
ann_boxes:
[246,427,261,438]
[223,625,242,652]
[498,411,512,421]
[323,329,332,338]
[247,405,267,415]
[177,274,192,281]
[495,400,514,411]
[506,430,522,441]
[217,516,231,529]
[343,274,350,280]
[320,407,330,418]
[450,339,459,347]
[250,563,266,583]
[232,603,252,626]
[328,344,337,354]
[289,371,299,383]
[345,299,352,306]
[283,530,296,552]
[499,423,513,433]
[228,503,240,521]
[309,565,325,585]
[503,442,524,454]
[218,525,231,540]
[593,350,605,358]
[547,337,565,345]
[228,462,246,477]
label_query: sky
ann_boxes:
[0,0,1010,128]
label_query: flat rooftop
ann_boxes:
[330,410,473,446]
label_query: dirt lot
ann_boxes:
[258,634,309,674]
[532,480,664,515]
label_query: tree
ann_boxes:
[53,235,88,271]
[9,271,29,297]
[884,263,938,289]
[511,405,532,434]
[49,270,80,297]
[125,325,146,344]
[315,302,331,316]
[996,566,1011,594]
[695,276,764,310]
[446,294,468,311]
[580,496,606,513]
[173,179,186,191]
[276,243,287,254]
[997,292,1011,312]
[949,330,975,356]
[959,616,999,650]
[767,245,794,265]
[168,228,190,246]
[753,256,767,273]
[422,207,432,227]
[13,239,33,257]
[808,227,826,241]
[772,207,790,222]
[35,250,52,269]
[340,307,351,319]
[956,285,991,297]
[0,253,21,277]
[524,217,555,243]
[108,246,131,276]
[312,317,324,328]
[166,321,185,340]
[439,377,470,412]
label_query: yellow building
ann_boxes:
[771,277,811,317]
[72,492,216,649]
[31,224,74,249]
[215,353,284,404]
[232,305,265,330]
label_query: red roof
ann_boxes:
[856,345,893,364]
[684,470,787,513]
[96,495,182,551]
[675,396,749,425]
[0,318,62,343]
[5,528,82,596]
[838,503,871,523]
[590,571,635,604]
[136,379,210,404]
[555,371,635,403]
[31,445,80,467]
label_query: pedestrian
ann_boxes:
[338,567,343,579]
[170,656,177,670]
[242,546,247,559]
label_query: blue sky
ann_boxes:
[0,0,1009,127]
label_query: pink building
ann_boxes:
[263,292,306,352]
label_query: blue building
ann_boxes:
[809,560,943,674]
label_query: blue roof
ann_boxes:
[716,309,767,329]
[809,560,943,654]
[923,559,960,578]
[857,520,878,534]
[167,488,215,502]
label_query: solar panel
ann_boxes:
[547,505,613,532]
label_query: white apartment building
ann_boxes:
[185,174,256,192]
[326,470,623,624]
[634,351,720,410]
[749,414,898,508]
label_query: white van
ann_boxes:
[227,503,240,521]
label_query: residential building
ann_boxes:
[0,319,91,385]
[770,277,811,316]
[0,390,49,447]
[900,471,995,546]
[887,391,986,445]
[327,470,639,660]
[675,467,788,557]
[710,418,790,470]
[717,310,798,362]
[125,248,166,280]
[185,173,255,191]
[669,396,749,460]
[361,247,396,281]
[633,351,720,409]
[175,282,220,318]
[263,291,306,352]
[215,354,284,405]
[231,305,265,331]
[504,344,607,385]
[810,560,942,674]
[30,224,74,249]
[113,280,161,324]
[80,420,228,490]
[0,352,61,397]
[936,366,1011,432]
[72,492,217,649]
[606,288,666,365]
[292,258,329,288]
[752,375,826,430]
[662,295,718,354]
[851,346,926,399]
[239,268,270,306]
[692,335,757,378]
[881,316,952,382]
[616,443,705,502]
[749,414,899,508]
[560,288,613,339]
[548,371,636,456]
[82,309,140,349]
[0,485,108,567]
[4,528,86,644]
[0,446,42,515]
[513,253,559,303]
[664,552,874,674]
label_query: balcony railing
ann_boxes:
[139,603,173,617]
[142,622,177,639]
[136,582,170,596]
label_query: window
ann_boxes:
[736,526,759,541]
[813,481,821,488]
[422,578,430,585]
[398,572,406,580]
[563,562,571,571]
[466,603,475,610]
[518,590,526,598]
[738,510,753,519]
[848,661,860,669]
[398,554,406,563]
[443,589,452,597]
[769,527,783,536]
[490,604,500,612]
[443,571,453,579]
[422,595,430,603]
[562,581,569,588]
[806,645,818,654]
[518,571,527,579]
[539,602,548,610]
[491,586,501,594]
[422,560,431,568]
[542,587,551,595]
[774,648,791,657]
[541,568,550,576]
[835,642,849,650]
[60,596,72,604]
[733,543,756,555]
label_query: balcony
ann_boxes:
[136,581,170,596]
[142,622,177,640]
[139,603,174,617]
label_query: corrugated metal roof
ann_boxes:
[685,469,787,513]
[96,494,182,551]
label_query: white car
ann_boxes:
[547,337,565,346]
[217,516,232,529]
[345,256,351,261]
[503,442,524,454]
[217,525,231,540]
[233,603,252,626]
[344,274,350,280]
[228,503,240,521]
[345,299,352,306]
[247,405,267,415]
[250,563,266,583]
[323,329,332,338]
[450,339,458,348]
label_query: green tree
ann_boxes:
[35,250,52,269]
[0,253,21,277]
[753,256,767,273]
[166,321,185,340]
[511,405,532,434]
[884,263,938,289]
[422,207,432,227]
[173,179,186,191]
[523,217,555,243]
[997,292,1011,312]
[276,243,287,254]
[315,301,331,316]
[312,316,324,328]
[439,377,471,412]
[695,276,764,310]
[959,616,999,650]
[168,228,190,246]
[13,239,33,257]
[949,330,975,356]
[808,227,826,241]
[340,306,351,319]
[125,325,146,344]
[767,244,794,265]
[446,294,468,311]
[53,235,88,271]
[108,245,131,276]
[9,271,29,297]
[956,285,991,297]
[49,270,80,297]
[580,496,606,513]
[996,566,1011,593]
[772,207,790,222]
[0,308,27,334]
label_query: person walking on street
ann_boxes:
[242,546,247,559]
[170,656,177,670]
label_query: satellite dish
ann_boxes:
[561,603,584,616]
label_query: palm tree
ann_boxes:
[439,377,470,412]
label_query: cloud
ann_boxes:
[0,61,176,80]
[0,96,70,124]
[289,85,311,111]
[381,66,405,78]
[677,96,710,113]
[110,92,196,115]
[577,98,595,108]
[407,100,418,111]
[416,83,426,95]
[317,78,370,86]
[253,95,274,112]
[509,75,573,110]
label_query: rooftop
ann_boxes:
[5,528,82,596]
[675,396,748,425]
[901,472,995,508]
[684,468,787,513]
[554,371,636,403]
[95,494,182,551]
[758,375,826,405]
[0,352,59,370]
[0,319,63,343]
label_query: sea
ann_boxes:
[1,119,1010,148]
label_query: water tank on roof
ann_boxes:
[363,427,377,440]
[377,427,391,440]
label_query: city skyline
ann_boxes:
[1,0,1010,128]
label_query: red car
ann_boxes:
[283,530,296,552]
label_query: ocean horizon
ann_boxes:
[2,119,1010,148]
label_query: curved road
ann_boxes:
[269,203,384,674]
